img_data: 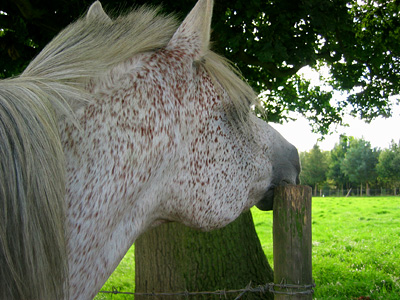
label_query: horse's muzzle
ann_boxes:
[256,141,301,211]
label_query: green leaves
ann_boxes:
[258,74,341,134]
[300,144,329,189]
[2,0,400,133]
[377,141,400,187]
[341,138,379,185]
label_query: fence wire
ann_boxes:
[99,281,315,298]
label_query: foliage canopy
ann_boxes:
[1,0,400,133]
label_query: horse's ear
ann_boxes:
[86,1,112,24]
[167,0,213,60]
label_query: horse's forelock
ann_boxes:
[22,5,178,91]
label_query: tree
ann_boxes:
[377,140,400,195]
[2,0,400,133]
[299,144,329,196]
[135,212,273,300]
[341,138,379,196]
[327,135,352,195]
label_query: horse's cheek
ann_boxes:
[168,135,252,230]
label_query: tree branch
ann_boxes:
[235,50,297,78]
[12,0,61,34]
[13,0,45,21]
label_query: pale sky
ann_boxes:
[272,106,400,152]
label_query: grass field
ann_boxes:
[96,196,400,299]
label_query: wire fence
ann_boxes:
[99,281,316,299]
[313,188,399,197]
[99,186,314,299]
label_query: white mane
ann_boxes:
[21,3,257,130]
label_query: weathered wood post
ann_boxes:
[273,185,313,299]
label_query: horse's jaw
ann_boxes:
[256,186,275,211]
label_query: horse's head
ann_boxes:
[68,0,300,233]
[2,1,301,298]
[126,0,301,229]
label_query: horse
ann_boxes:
[0,0,300,299]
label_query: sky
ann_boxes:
[269,67,400,153]
[271,107,400,152]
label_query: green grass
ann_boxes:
[311,196,400,299]
[253,196,400,300]
[95,246,135,300]
[96,196,400,299]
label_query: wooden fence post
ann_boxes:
[273,185,313,299]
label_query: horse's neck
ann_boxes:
[60,107,172,299]
[63,148,160,298]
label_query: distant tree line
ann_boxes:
[300,135,400,196]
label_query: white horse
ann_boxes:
[0,0,300,299]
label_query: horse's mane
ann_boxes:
[0,79,69,299]
[22,5,179,101]
[22,2,257,128]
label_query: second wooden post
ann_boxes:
[273,185,313,300]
